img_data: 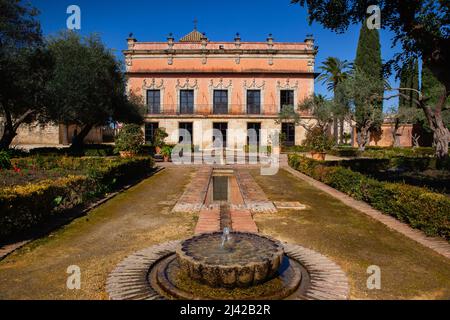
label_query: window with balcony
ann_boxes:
[247,90,261,114]
[213,90,228,114]
[180,90,194,114]
[147,90,160,114]
[280,90,294,111]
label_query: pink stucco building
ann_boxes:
[124,28,317,149]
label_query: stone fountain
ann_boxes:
[176,230,284,288]
[107,228,350,300]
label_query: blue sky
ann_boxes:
[32,0,401,109]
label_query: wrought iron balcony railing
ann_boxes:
[144,104,308,116]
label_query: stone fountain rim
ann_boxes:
[176,231,285,268]
[106,239,350,300]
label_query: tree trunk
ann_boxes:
[0,105,34,150]
[392,119,400,148]
[333,115,339,144]
[0,125,16,150]
[70,124,94,150]
[356,126,371,151]
[421,89,449,159]
[339,117,344,144]
[434,122,449,159]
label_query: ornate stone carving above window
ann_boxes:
[209,79,232,90]
[243,79,265,90]
[276,79,299,90]
[176,79,199,90]
[143,79,164,90]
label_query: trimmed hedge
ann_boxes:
[288,154,450,240]
[0,156,154,241]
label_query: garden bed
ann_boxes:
[288,154,450,240]
[0,155,155,242]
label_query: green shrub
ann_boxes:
[328,147,361,157]
[0,156,154,241]
[361,146,435,159]
[303,127,334,152]
[288,154,450,240]
[114,124,144,154]
[0,151,12,170]
[281,145,310,153]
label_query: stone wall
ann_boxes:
[352,124,413,148]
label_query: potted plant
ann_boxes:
[114,124,144,158]
[304,127,334,161]
[153,127,168,154]
[160,145,173,162]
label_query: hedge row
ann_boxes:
[327,146,435,158]
[313,157,448,176]
[0,156,154,241]
[288,154,450,240]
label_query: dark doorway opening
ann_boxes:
[179,122,193,144]
[213,122,228,148]
[282,123,295,147]
[247,122,261,150]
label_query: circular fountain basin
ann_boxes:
[176,232,284,288]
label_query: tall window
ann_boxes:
[280,90,294,111]
[247,90,261,114]
[180,90,194,114]
[147,90,160,114]
[213,90,228,114]
[145,123,159,144]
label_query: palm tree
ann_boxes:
[317,57,352,144]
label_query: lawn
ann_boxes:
[250,168,450,300]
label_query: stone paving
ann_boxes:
[172,167,212,213]
[235,170,277,213]
[194,208,220,234]
[230,209,259,233]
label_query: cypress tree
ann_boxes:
[354,23,383,126]
[399,58,419,110]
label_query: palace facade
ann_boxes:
[124,28,317,150]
